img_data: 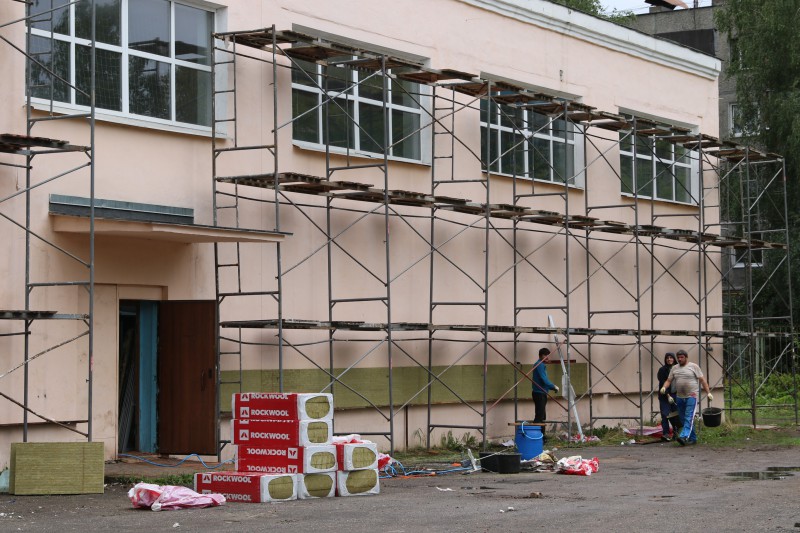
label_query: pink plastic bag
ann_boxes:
[128,482,226,511]
[556,456,599,476]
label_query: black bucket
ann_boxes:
[479,452,521,474]
[702,407,722,427]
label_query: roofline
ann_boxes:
[458,0,722,80]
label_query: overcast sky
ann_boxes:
[601,0,714,13]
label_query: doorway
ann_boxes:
[118,300,216,455]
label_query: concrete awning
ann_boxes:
[51,215,288,244]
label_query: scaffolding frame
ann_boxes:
[0,0,96,441]
[210,27,795,455]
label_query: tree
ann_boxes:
[716,0,799,325]
[552,0,635,22]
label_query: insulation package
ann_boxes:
[336,469,380,497]
[297,472,337,499]
[232,418,332,447]
[194,471,297,503]
[235,444,337,474]
[335,441,378,471]
[231,393,334,421]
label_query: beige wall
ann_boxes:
[0,0,722,465]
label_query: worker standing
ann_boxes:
[660,349,713,446]
[532,347,559,442]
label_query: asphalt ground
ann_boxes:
[1,442,799,532]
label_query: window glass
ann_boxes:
[129,56,170,119]
[636,157,654,197]
[655,162,674,200]
[323,99,354,149]
[531,137,550,182]
[392,109,420,160]
[292,90,319,142]
[76,45,122,110]
[29,35,70,102]
[175,3,212,65]
[292,59,422,160]
[76,0,121,45]
[675,166,692,203]
[620,154,634,195]
[176,66,211,126]
[129,0,170,57]
[359,102,385,154]
[29,0,70,34]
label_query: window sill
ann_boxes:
[29,100,225,139]
[486,171,585,191]
[292,140,431,167]
[620,192,698,207]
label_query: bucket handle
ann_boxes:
[519,421,543,440]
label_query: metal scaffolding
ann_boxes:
[210,26,795,455]
[0,1,96,441]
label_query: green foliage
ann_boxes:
[716,0,800,322]
[106,473,195,487]
[551,0,635,23]
[727,372,798,423]
[438,430,478,451]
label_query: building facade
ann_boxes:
[1,0,756,466]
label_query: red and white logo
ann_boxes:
[241,393,250,401]
[201,474,211,483]
[288,448,298,460]
[240,406,250,418]
[239,429,249,441]
[288,465,298,474]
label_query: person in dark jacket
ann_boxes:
[657,352,680,441]
[532,347,559,441]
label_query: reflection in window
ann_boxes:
[291,59,423,161]
[128,0,170,57]
[129,57,170,120]
[480,100,580,185]
[619,117,697,204]
[27,0,213,128]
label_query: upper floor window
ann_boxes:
[619,119,698,204]
[291,59,423,161]
[28,0,213,128]
[480,100,583,186]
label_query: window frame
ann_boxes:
[27,0,217,134]
[290,58,429,164]
[619,120,700,205]
[479,99,585,188]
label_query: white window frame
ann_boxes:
[27,0,219,136]
[729,103,742,138]
[479,100,585,188]
[291,60,429,164]
[619,120,700,205]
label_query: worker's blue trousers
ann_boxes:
[676,396,698,443]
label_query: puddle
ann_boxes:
[460,486,497,490]
[766,466,800,472]
[725,471,793,480]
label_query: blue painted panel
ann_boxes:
[138,301,158,453]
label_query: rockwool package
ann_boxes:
[232,419,333,447]
[194,471,297,503]
[335,441,378,471]
[235,444,337,474]
[297,472,336,499]
[336,469,380,497]
[231,392,333,421]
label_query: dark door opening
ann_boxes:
[118,300,216,456]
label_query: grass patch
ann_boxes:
[105,473,195,487]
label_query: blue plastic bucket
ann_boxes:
[515,422,543,460]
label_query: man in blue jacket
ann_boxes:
[532,347,559,441]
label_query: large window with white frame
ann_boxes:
[619,120,698,204]
[291,59,423,161]
[480,100,583,186]
[27,0,214,128]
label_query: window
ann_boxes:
[480,100,583,185]
[28,0,213,128]
[291,59,423,161]
[619,120,698,204]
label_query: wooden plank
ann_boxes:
[10,442,104,495]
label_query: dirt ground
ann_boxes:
[1,442,800,532]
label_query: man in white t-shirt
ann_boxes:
[660,349,713,446]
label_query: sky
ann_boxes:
[601,0,714,14]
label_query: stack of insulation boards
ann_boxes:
[194,392,379,502]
